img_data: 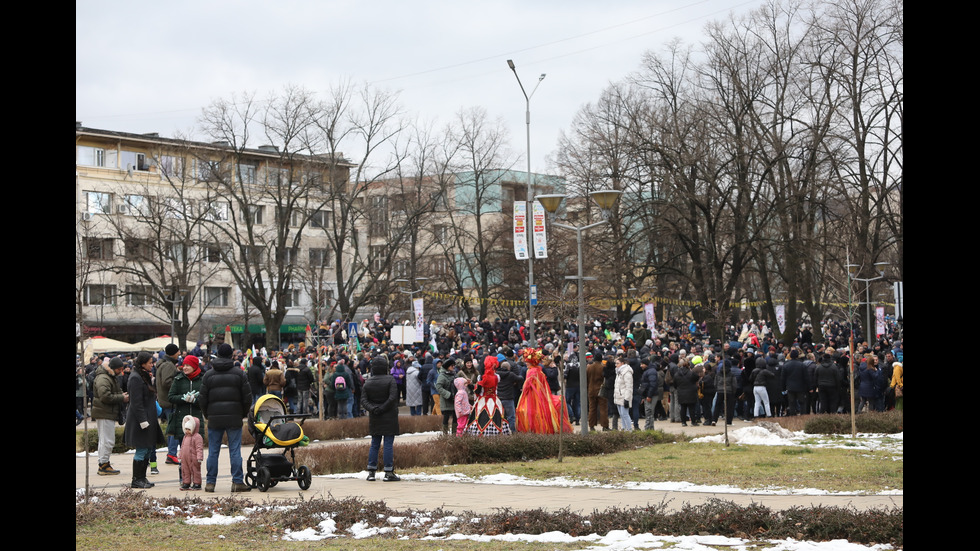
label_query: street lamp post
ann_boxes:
[845,261,888,437]
[538,190,622,435]
[507,59,545,347]
[394,277,429,327]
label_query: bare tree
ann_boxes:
[199,86,334,350]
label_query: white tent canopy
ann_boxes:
[80,336,140,356]
[130,335,177,352]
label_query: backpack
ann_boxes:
[334,374,347,391]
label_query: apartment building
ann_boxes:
[75,123,355,348]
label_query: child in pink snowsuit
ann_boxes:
[454,377,471,436]
[179,415,204,490]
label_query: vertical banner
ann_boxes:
[875,306,885,337]
[514,202,528,260]
[532,201,548,259]
[413,298,425,342]
[644,302,656,328]
[776,304,786,334]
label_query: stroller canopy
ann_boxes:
[252,394,306,447]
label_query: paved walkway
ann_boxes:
[76,414,902,513]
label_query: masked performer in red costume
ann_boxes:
[515,348,573,434]
[464,356,512,436]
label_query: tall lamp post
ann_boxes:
[845,261,888,437]
[507,59,545,346]
[538,189,622,435]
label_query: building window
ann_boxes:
[280,289,301,308]
[434,225,449,242]
[125,285,150,306]
[120,150,150,172]
[84,284,117,306]
[159,155,185,178]
[370,244,387,272]
[85,238,114,260]
[241,245,264,264]
[85,191,112,215]
[203,201,230,221]
[204,287,230,307]
[124,238,153,259]
[205,244,229,263]
[431,256,451,276]
[394,259,409,278]
[277,247,298,264]
[309,248,331,268]
[368,196,389,237]
[238,163,257,185]
[198,159,222,182]
[164,197,193,219]
[121,194,149,216]
[310,209,331,229]
[264,167,290,186]
[275,207,301,227]
[168,241,194,263]
[77,146,117,168]
[243,205,264,225]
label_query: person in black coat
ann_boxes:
[199,343,252,493]
[124,351,165,489]
[781,349,809,415]
[361,355,400,481]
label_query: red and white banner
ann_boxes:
[514,202,528,260]
[532,201,548,259]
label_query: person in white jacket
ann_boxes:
[612,356,635,431]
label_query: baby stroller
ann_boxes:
[245,394,313,492]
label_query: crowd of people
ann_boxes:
[76,314,904,487]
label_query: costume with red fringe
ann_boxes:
[515,348,573,434]
[464,356,512,436]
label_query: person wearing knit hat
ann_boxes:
[156,343,181,467]
[167,354,205,481]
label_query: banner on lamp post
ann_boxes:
[644,302,656,328]
[413,298,425,342]
[532,201,548,259]
[514,202,528,260]
[875,306,885,337]
[776,304,786,334]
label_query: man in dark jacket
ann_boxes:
[815,353,842,414]
[781,349,809,415]
[92,357,129,475]
[418,353,435,415]
[247,355,266,408]
[639,358,658,430]
[497,361,524,431]
[155,344,180,465]
[361,354,400,481]
[199,343,252,493]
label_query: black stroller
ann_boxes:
[245,394,313,492]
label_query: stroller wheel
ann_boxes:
[257,467,272,492]
[298,465,312,490]
[244,472,255,488]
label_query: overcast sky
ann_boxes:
[76,0,759,174]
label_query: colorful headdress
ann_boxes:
[520,347,543,368]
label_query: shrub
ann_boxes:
[298,430,680,475]
[803,410,903,434]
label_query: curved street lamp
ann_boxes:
[537,190,622,435]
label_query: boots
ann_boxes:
[382,471,400,482]
[98,462,120,475]
[131,459,155,489]
[366,470,376,481]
